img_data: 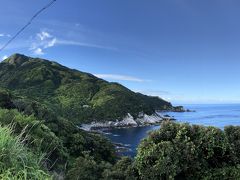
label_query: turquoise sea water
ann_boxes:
[104,104,240,157]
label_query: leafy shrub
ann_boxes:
[224,125,240,163]
[203,166,240,180]
[66,153,112,180]
[102,156,138,180]
[135,121,240,179]
[0,88,14,109]
[66,132,116,163]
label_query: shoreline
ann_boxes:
[78,112,176,131]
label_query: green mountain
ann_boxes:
[0,53,174,124]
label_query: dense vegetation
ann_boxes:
[64,121,240,179]
[0,107,117,179]
[0,53,173,123]
[1,53,240,179]
[1,104,240,179]
[0,54,171,179]
[135,121,240,179]
[0,54,172,178]
[0,85,117,178]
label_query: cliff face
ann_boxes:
[0,54,174,124]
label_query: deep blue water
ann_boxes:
[104,104,240,157]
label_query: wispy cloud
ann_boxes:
[138,90,172,96]
[37,31,51,41]
[56,40,118,51]
[134,89,185,102]
[1,21,122,55]
[45,38,57,48]
[33,48,44,55]
[0,33,11,38]
[94,74,150,82]
[30,31,57,55]
[29,30,118,55]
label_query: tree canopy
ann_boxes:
[135,121,240,179]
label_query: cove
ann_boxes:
[104,104,240,157]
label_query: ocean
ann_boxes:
[103,104,240,157]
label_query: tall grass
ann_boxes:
[0,124,51,179]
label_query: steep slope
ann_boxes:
[0,54,173,123]
[0,91,117,175]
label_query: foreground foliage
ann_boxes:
[135,121,240,179]
[0,108,116,179]
[59,121,240,179]
[1,107,240,179]
[0,125,51,179]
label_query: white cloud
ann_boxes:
[34,48,44,55]
[30,31,56,55]
[30,29,118,55]
[0,33,11,37]
[94,74,148,82]
[1,55,8,60]
[44,38,57,48]
[37,31,51,41]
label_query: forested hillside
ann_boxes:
[0,53,173,124]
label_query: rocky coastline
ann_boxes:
[78,106,193,131]
[79,112,176,131]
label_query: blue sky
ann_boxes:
[1,0,240,104]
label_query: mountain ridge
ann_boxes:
[0,53,175,124]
